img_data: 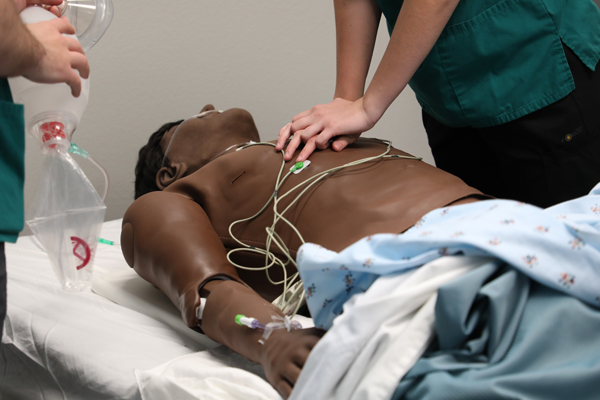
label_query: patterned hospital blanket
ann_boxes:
[297,183,600,330]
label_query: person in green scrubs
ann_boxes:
[0,0,90,339]
[277,0,600,209]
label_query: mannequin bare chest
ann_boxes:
[168,139,486,255]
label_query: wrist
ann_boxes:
[18,31,46,77]
[333,88,363,102]
[257,328,287,364]
[334,79,365,102]
[201,280,282,363]
[360,91,385,127]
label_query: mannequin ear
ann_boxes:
[156,163,188,190]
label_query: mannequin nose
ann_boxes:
[200,104,215,113]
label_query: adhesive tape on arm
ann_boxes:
[196,298,207,321]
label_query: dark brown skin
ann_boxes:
[200,280,323,398]
[155,104,260,188]
[121,104,488,398]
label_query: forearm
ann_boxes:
[362,0,459,122]
[201,279,322,399]
[333,0,381,101]
[0,0,44,77]
[201,280,284,364]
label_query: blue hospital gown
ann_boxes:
[297,183,600,330]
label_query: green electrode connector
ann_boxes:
[290,160,312,174]
[291,161,304,172]
[99,238,114,245]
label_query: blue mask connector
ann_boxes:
[69,142,90,158]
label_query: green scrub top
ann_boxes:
[376,0,600,128]
[0,78,25,243]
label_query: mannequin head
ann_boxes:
[134,120,182,199]
[134,104,261,199]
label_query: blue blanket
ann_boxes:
[393,263,600,400]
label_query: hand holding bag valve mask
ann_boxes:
[8,1,114,291]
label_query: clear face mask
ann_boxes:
[54,0,114,52]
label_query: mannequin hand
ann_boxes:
[261,328,323,399]
[276,98,374,162]
[14,0,62,15]
[22,17,90,97]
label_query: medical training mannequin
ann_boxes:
[122,104,492,398]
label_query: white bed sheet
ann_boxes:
[0,218,448,400]
[92,267,219,349]
[0,219,221,400]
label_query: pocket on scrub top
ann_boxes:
[436,0,574,128]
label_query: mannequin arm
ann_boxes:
[121,191,245,327]
[121,191,322,398]
[201,280,322,398]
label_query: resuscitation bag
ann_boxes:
[27,126,106,292]
[8,3,113,291]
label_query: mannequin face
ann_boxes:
[156,104,260,189]
[161,104,261,173]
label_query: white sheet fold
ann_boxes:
[135,346,282,400]
[291,256,494,400]
[134,314,313,400]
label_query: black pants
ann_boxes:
[1,242,6,341]
[424,44,600,208]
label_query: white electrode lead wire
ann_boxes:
[226,140,421,317]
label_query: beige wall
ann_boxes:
[22,0,432,234]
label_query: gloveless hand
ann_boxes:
[21,17,90,97]
[276,97,375,162]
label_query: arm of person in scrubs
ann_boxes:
[0,0,89,97]
[276,0,459,162]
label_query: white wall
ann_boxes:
[22,0,432,234]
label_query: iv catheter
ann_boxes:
[226,140,422,317]
[235,314,303,344]
[236,314,269,330]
